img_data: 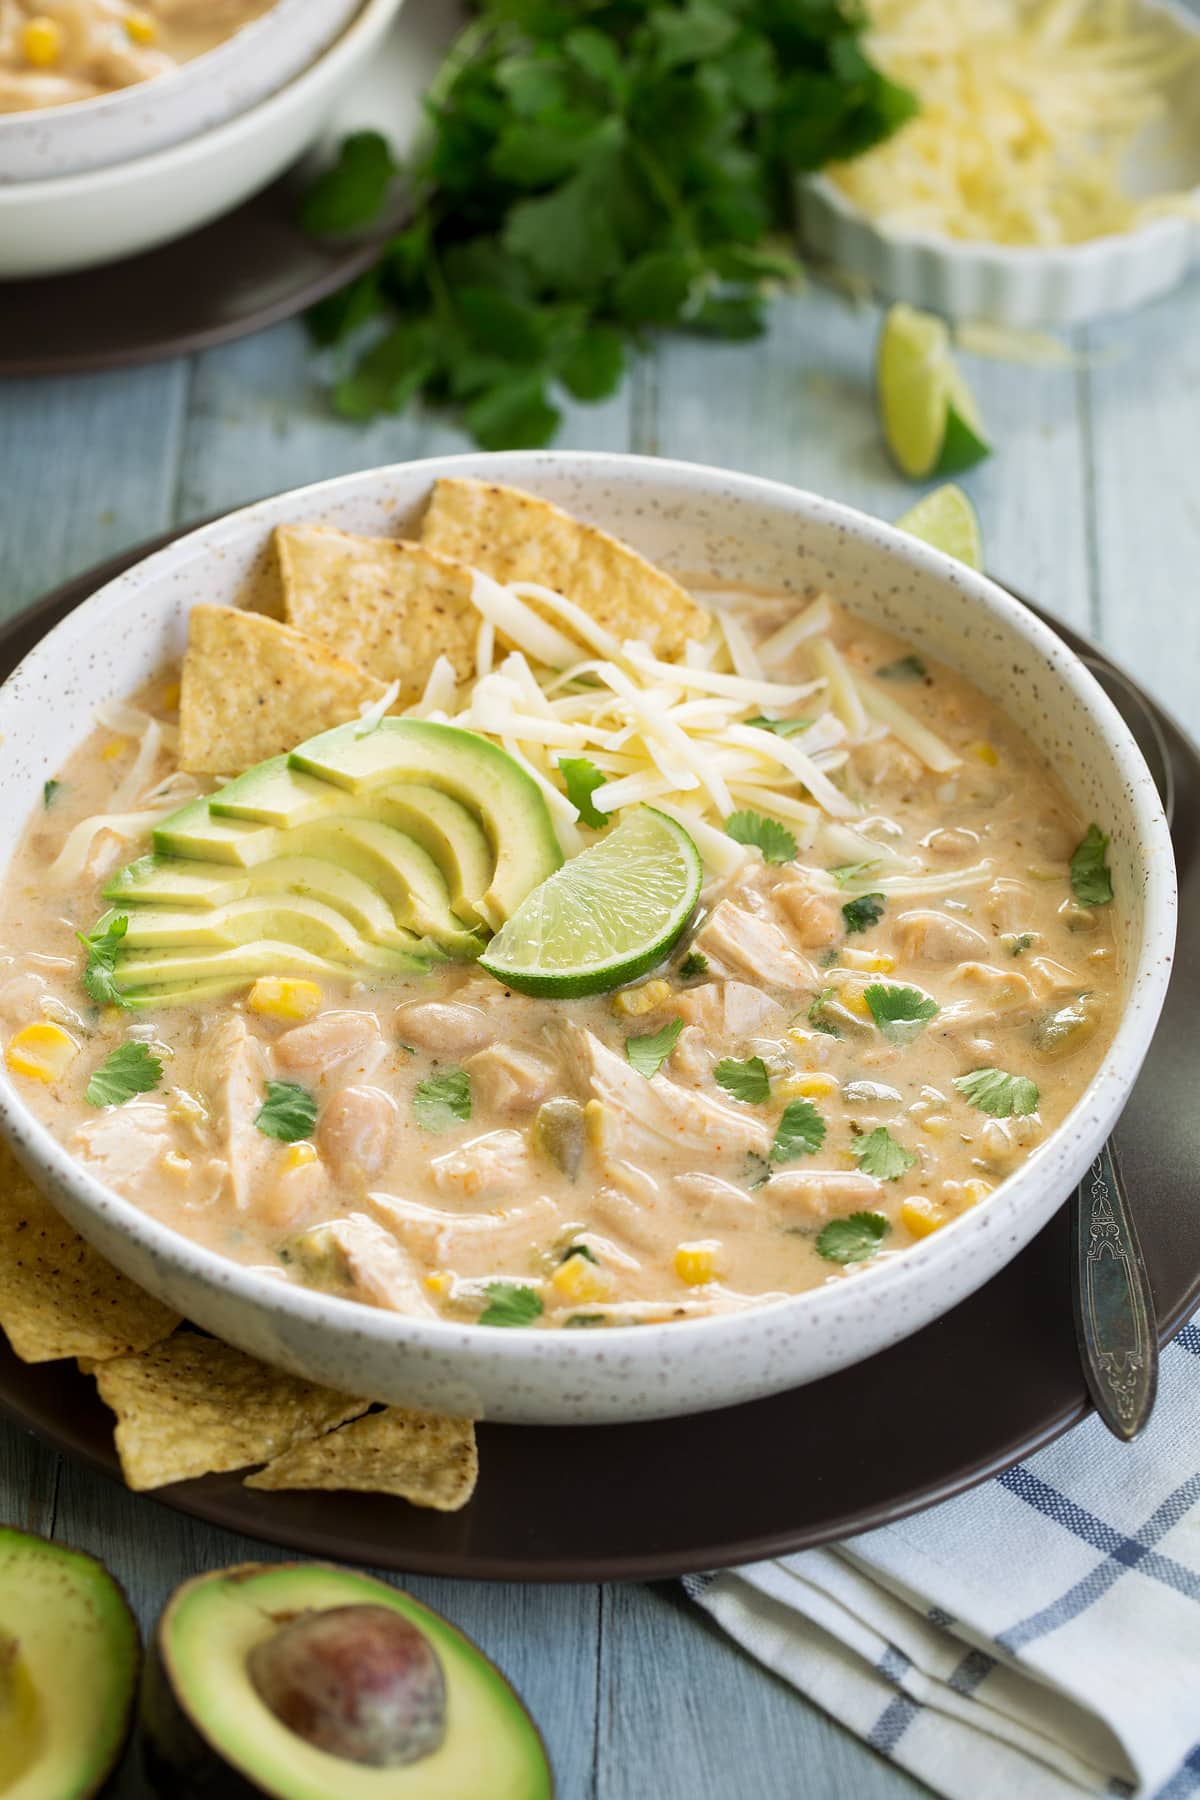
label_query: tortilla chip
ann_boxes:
[93,1334,368,1490]
[0,1140,179,1363]
[277,526,479,697]
[245,1406,478,1511]
[420,477,709,657]
[178,603,385,775]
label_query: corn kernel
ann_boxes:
[247,977,323,1022]
[674,1240,721,1286]
[124,9,157,43]
[968,740,999,766]
[584,1099,605,1146]
[962,1178,993,1207]
[901,1196,945,1238]
[920,1113,949,1137]
[611,978,671,1019]
[21,16,62,66]
[838,984,871,1018]
[6,1022,78,1084]
[160,680,181,711]
[424,1270,453,1297]
[841,948,895,974]
[550,1255,611,1304]
[101,738,126,762]
[282,1142,318,1173]
[777,1072,839,1101]
[161,1150,191,1179]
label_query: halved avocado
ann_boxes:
[141,1562,553,1800]
[0,1525,140,1800]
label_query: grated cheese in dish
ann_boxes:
[394,571,961,879]
[827,0,1200,247]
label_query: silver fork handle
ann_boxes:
[1071,1138,1159,1440]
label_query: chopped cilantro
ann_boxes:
[563,1313,606,1329]
[864,983,939,1041]
[255,1080,319,1143]
[1070,824,1113,907]
[771,1099,826,1162]
[411,1067,472,1131]
[301,130,398,235]
[478,1282,544,1328]
[1004,933,1034,957]
[679,950,708,980]
[714,1056,771,1105]
[745,715,811,738]
[77,915,131,1010]
[855,1127,916,1181]
[85,1040,163,1109]
[561,1243,598,1264]
[724,809,796,865]
[842,893,886,935]
[876,654,926,682]
[955,1068,1040,1117]
[42,779,61,808]
[816,1211,890,1264]
[829,860,880,889]
[559,755,609,828]
[625,1018,683,1079]
[808,987,841,1037]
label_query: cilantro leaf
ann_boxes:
[85,1041,163,1109]
[771,1099,826,1162]
[559,325,625,401]
[42,779,61,808]
[746,715,811,738]
[255,1081,319,1143]
[808,987,840,1037]
[1070,824,1113,907]
[77,915,130,1010]
[842,893,886,935]
[876,654,926,681]
[724,809,797,865]
[714,1056,771,1105]
[829,860,880,889]
[412,1068,472,1131]
[679,950,708,979]
[559,755,609,828]
[301,131,397,235]
[855,1127,916,1181]
[865,983,939,1041]
[625,1018,683,1079]
[954,1068,1040,1117]
[478,1282,544,1328]
[816,1211,890,1264]
[563,1312,607,1328]
[561,1243,598,1264]
[1004,932,1034,957]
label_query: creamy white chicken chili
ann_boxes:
[0,491,1121,1331]
[0,0,274,111]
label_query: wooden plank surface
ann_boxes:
[0,261,1196,1800]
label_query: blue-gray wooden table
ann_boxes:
[1,264,1197,1800]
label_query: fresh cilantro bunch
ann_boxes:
[306,0,915,445]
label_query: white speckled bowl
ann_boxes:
[0,0,364,185]
[0,454,1177,1425]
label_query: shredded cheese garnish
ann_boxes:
[828,0,1200,246]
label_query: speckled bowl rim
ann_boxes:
[0,452,1177,1385]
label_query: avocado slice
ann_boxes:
[289,720,561,930]
[0,1525,139,1800]
[141,1562,553,1800]
[106,897,425,959]
[113,939,430,998]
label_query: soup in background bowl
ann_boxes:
[0,454,1175,1424]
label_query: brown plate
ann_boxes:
[0,532,1195,1581]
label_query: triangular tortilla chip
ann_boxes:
[179,604,385,775]
[420,478,709,657]
[93,1333,369,1490]
[277,526,480,697]
[244,1406,478,1512]
[0,1139,179,1363]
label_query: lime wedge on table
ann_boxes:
[877,304,991,480]
[895,485,983,570]
[479,808,702,998]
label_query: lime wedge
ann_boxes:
[895,484,983,571]
[479,807,702,997]
[877,303,991,479]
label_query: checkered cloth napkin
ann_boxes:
[686,1321,1200,1799]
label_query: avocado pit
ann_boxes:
[247,1605,446,1768]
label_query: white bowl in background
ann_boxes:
[0,0,405,278]
[0,453,1177,1424]
[0,0,364,185]
[798,0,1200,327]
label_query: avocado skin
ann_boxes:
[142,1636,268,1800]
[0,1525,140,1800]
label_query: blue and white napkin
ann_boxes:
[687,1322,1200,1799]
